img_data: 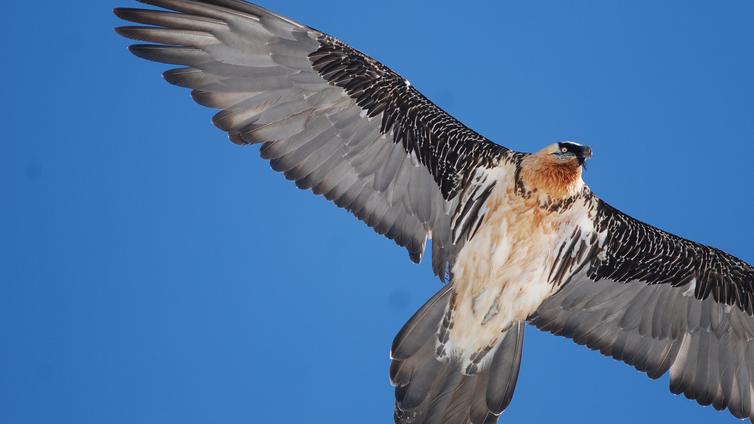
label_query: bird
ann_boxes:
[114,1,754,423]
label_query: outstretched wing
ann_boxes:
[531,198,754,421]
[114,0,514,278]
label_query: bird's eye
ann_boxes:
[561,147,568,153]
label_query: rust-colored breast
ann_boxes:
[520,154,583,200]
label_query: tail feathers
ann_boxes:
[390,286,525,424]
[391,285,454,361]
[485,321,525,415]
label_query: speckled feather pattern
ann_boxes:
[309,35,510,200]
[589,201,754,314]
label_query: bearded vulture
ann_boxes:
[114,1,754,423]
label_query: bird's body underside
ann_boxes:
[443,161,589,365]
[115,1,754,423]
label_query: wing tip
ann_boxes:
[125,44,154,61]
[114,26,144,41]
[112,7,127,19]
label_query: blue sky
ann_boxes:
[2,1,754,423]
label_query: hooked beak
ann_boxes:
[577,145,592,167]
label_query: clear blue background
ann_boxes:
[2,1,753,423]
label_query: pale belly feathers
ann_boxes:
[445,165,593,365]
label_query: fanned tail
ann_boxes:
[390,285,525,424]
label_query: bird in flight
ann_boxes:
[115,1,754,423]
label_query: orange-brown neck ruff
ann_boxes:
[520,152,583,200]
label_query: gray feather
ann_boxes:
[532,271,754,421]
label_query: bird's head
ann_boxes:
[520,141,592,200]
[542,141,593,167]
